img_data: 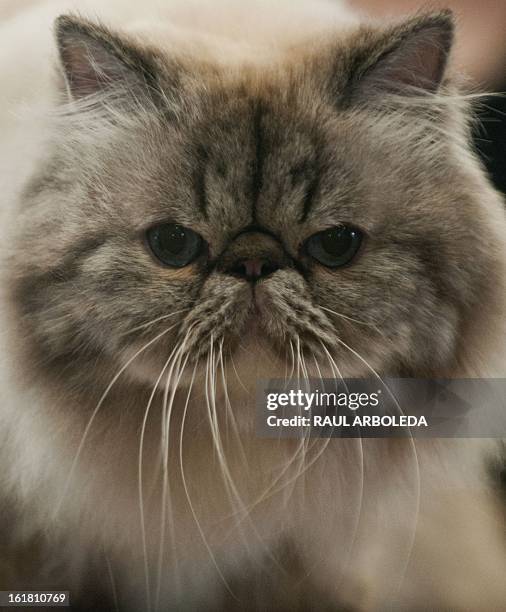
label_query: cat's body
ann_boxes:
[1,1,506,610]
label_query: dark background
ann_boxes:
[475,91,506,196]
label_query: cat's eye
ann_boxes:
[146,223,203,267]
[305,225,362,268]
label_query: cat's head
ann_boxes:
[9,11,506,394]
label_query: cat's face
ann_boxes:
[9,13,506,393]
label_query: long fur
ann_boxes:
[1,2,506,611]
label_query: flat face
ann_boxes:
[10,13,501,394]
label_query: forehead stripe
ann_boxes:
[193,143,209,218]
[299,159,320,223]
[250,101,265,223]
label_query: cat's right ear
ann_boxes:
[55,15,161,101]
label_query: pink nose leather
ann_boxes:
[242,259,265,279]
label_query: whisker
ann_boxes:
[247,344,351,513]
[283,339,296,390]
[104,550,119,612]
[282,341,323,510]
[244,335,308,514]
[320,305,384,337]
[138,339,184,612]
[294,341,311,505]
[319,342,364,590]
[119,309,188,338]
[155,334,192,610]
[228,347,248,393]
[53,322,179,520]
[333,336,420,597]
[179,355,239,601]
[217,341,288,575]
[218,341,248,469]
[205,337,248,539]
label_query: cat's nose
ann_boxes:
[229,258,279,281]
[218,231,290,282]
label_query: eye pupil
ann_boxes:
[305,225,362,268]
[147,223,203,267]
[159,226,186,254]
[321,227,352,256]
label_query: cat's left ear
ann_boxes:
[55,15,161,101]
[340,11,455,103]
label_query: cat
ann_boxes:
[0,1,505,610]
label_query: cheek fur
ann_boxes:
[307,253,462,374]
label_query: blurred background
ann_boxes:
[352,0,506,196]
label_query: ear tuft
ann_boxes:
[351,11,455,100]
[55,15,157,100]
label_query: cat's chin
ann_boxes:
[121,318,284,393]
[190,322,291,395]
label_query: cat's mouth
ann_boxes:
[126,271,339,388]
[181,271,337,363]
